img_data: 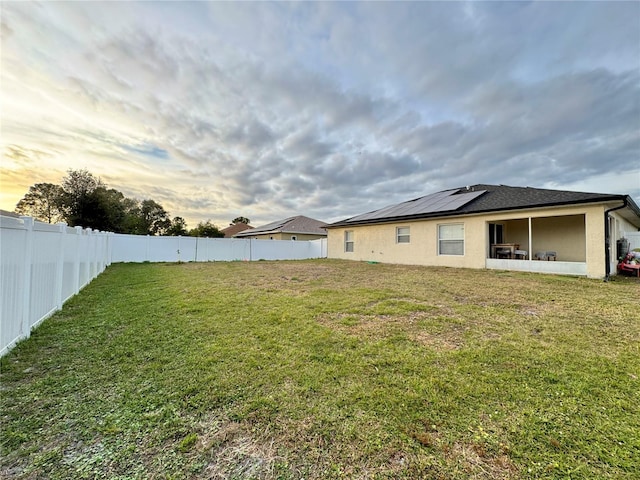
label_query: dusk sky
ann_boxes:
[2,1,639,228]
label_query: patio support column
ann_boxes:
[528,217,532,263]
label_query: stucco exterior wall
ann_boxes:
[328,203,614,278]
[328,217,488,269]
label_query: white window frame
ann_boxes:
[438,223,464,256]
[396,226,410,244]
[344,230,354,252]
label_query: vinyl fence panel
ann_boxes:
[194,238,250,262]
[29,222,61,327]
[0,216,29,356]
[1,215,112,357]
[110,235,328,263]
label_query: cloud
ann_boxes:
[1,1,638,227]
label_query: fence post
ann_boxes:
[19,216,34,339]
[74,226,82,295]
[84,228,92,286]
[55,222,67,310]
[90,229,97,280]
[108,232,114,266]
[94,231,102,274]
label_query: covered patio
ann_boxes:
[485,214,588,276]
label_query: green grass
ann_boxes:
[1,260,639,479]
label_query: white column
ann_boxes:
[528,217,532,263]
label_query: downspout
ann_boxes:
[604,198,627,281]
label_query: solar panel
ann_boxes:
[346,189,486,223]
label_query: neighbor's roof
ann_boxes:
[0,209,20,218]
[328,184,640,228]
[220,223,253,238]
[234,215,327,237]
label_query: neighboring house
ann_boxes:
[0,210,20,218]
[325,184,640,279]
[234,215,327,241]
[220,223,253,238]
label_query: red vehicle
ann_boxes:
[618,252,640,277]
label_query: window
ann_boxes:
[344,230,354,252]
[291,235,297,241]
[438,223,464,255]
[396,226,410,243]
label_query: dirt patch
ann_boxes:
[195,415,283,480]
[317,309,470,351]
[448,442,518,479]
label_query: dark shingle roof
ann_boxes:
[234,215,327,237]
[456,184,622,214]
[328,184,639,227]
[220,223,253,238]
[0,209,20,218]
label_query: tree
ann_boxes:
[232,216,251,225]
[14,183,65,223]
[60,169,104,227]
[166,216,188,236]
[140,199,171,235]
[90,187,128,232]
[189,220,224,238]
[14,169,173,234]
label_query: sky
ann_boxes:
[1,1,639,228]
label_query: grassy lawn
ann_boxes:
[1,260,639,479]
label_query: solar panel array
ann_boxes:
[245,218,290,234]
[346,189,487,223]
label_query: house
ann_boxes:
[325,184,640,279]
[220,222,253,238]
[234,215,327,241]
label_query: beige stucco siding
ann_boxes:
[328,218,487,269]
[328,203,614,278]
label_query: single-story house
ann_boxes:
[234,215,327,241]
[325,184,640,279]
[220,222,253,238]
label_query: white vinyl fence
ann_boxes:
[1,214,328,356]
[1,215,113,356]
[110,234,328,263]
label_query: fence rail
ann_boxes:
[1,215,113,356]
